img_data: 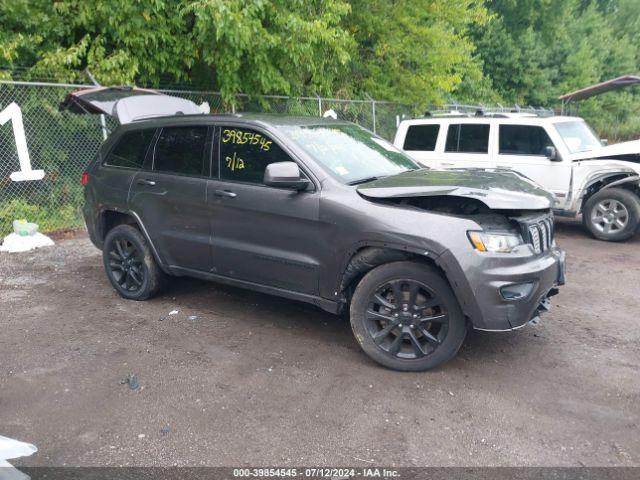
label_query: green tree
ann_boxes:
[341,0,489,109]
[470,0,640,140]
[0,0,353,101]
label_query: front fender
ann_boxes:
[570,167,639,212]
[601,174,640,190]
[335,240,444,295]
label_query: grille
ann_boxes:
[522,215,554,254]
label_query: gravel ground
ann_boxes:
[1,218,639,467]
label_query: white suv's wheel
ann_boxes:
[583,188,640,241]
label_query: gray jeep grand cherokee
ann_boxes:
[83,114,565,371]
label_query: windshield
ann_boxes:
[279,124,419,184]
[555,120,602,154]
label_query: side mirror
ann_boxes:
[544,146,560,161]
[263,162,310,190]
[601,139,609,146]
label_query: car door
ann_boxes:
[495,124,572,206]
[98,128,156,210]
[129,125,214,272]
[437,122,494,169]
[207,125,321,295]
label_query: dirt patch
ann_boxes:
[45,227,87,241]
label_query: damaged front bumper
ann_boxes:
[525,249,565,328]
[439,247,566,332]
[520,284,559,328]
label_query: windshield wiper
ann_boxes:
[348,169,420,185]
[348,176,383,186]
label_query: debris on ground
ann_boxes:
[160,426,171,435]
[160,310,183,321]
[0,435,37,469]
[1,232,54,253]
[1,220,54,253]
[187,315,198,321]
[121,374,139,390]
[12,219,39,236]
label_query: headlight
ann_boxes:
[467,231,524,253]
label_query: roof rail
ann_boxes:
[422,103,556,118]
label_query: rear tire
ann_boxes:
[350,261,467,371]
[582,188,640,241]
[102,224,165,300]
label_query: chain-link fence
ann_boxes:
[0,80,412,235]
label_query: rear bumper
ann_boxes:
[439,246,566,331]
[83,202,103,249]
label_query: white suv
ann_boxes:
[394,112,640,241]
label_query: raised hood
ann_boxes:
[357,169,554,210]
[571,139,640,163]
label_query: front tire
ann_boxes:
[582,188,640,241]
[102,224,165,300]
[350,261,467,371]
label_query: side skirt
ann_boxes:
[168,265,342,315]
[552,208,578,218]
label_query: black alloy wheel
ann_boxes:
[350,261,467,371]
[102,224,165,300]
[107,237,146,293]
[365,279,448,359]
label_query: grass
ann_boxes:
[0,198,84,237]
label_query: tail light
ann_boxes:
[81,171,89,186]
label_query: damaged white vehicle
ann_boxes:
[394,113,640,241]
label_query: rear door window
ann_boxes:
[403,124,440,151]
[499,125,554,156]
[105,129,156,168]
[153,126,208,176]
[219,127,293,184]
[445,124,490,153]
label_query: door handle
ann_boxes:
[215,189,237,198]
[137,179,156,186]
[440,162,455,166]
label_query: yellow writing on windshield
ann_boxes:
[222,129,272,151]
[225,152,245,171]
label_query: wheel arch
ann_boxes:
[98,208,168,273]
[580,172,640,213]
[99,209,138,241]
[337,243,447,306]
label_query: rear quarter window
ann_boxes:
[153,126,209,176]
[403,124,440,151]
[104,129,156,168]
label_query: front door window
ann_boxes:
[219,127,292,184]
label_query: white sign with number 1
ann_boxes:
[0,102,45,181]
